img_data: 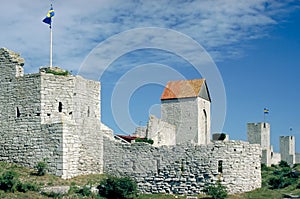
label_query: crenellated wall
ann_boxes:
[103,137,261,194]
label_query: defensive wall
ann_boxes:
[0,48,263,195]
[103,137,262,194]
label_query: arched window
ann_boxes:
[58,102,63,112]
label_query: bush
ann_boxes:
[16,182,39,192]
[45,68,70,76]
[75,186,92,197]
[268,176,294,189]
[279,161,289,168]
[97,176,138,199]
[135,138,154,145]
[35,161,48,176]
[0,171,18,192]
[261,164,268,171]
[204,180,227,199]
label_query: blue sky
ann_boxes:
[0,0,299,152]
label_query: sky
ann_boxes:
[0,0,299,152]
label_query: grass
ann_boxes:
[0,162,299,198]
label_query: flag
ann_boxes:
[264,108,269,114]
[43,6,55,27]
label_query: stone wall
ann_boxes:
[103,137,261,194]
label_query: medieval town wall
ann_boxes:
[103,136,261,194]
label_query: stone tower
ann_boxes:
[247,122,270,149]
[160,79,211,145]
[247,122,272,165]
[0,48,105,179]
[280,136,295,165]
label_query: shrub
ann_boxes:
[76,186,92,197]
[261,164,268,171]
[204,180,227,199]
[35,161,48,176]
[279,161,289,168]
[16,182,39,192]
[97,176,138,199]
[0,171,18,192]
[45,68,70,76]
[135,138,154,145]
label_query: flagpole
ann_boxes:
[50,25,53,68]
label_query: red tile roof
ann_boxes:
[161,79,205,100]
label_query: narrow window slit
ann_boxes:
[16,107,21,118]
[58,102,63,112]
[218,160,223,173]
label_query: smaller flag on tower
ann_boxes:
[264,108,269,114]
[43,5,55,27]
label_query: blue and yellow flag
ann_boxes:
[43,6,55,27]
[264,108,269,114]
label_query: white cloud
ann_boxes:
[0,0,298,74]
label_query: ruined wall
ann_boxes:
[161,97,210,145]
[103,137,261,194]
[146,115,176,147]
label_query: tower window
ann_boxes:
[58,102,63,112]
[87,106,90,117]
[16,107,21,118]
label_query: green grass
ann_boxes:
[0,162,299,198]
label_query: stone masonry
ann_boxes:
[103,137,262,194]
[0,48,104,179]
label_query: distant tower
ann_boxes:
[160,79,211,145]
[280,136,295,165]
[247,122,271,165]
